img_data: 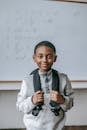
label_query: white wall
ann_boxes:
[0,82,87,129]
[0,90,24,129]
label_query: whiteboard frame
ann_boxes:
[50,0,87,4]
[0,80,87,90]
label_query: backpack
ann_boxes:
[30,68,61,116]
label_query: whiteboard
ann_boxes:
[0,0,87,80]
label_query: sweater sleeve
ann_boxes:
[60,75,74,112]
[16,79,35,114]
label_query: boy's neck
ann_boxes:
[39,68,52,75]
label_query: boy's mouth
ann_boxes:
[42,64,48,67]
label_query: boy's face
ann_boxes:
[33,46,57,72]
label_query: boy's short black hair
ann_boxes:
[34,41,56,54]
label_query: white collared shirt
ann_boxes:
[39,69,52,93]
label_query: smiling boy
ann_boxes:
[16,41,74,130]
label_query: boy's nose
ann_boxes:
[43,56,47,61]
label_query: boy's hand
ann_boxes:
[32,91,44,105]
[50,90,65,104]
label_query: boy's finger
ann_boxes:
[35,90,43,94]
[50,90,59,95]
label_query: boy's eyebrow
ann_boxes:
[36,53,43,55]
[36,53,53,55]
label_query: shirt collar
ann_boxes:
[39,69,52,76]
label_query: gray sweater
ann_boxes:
[16,70,74,130]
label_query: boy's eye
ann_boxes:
[47,55,53,59]
[38,55,43,59]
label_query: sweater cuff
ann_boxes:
[60,96,69,112]
[28,96,36,110]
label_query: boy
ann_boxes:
[16,41,74,130]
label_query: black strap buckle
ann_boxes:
[50,100,61,116]
[51,107,61,116]
[32,104,42,116]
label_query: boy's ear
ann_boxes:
[54,55,57,62]
[33,55,36,62]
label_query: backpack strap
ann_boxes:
[52,69,60,92]
[30,68,42,92]
[30,69,43,116]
